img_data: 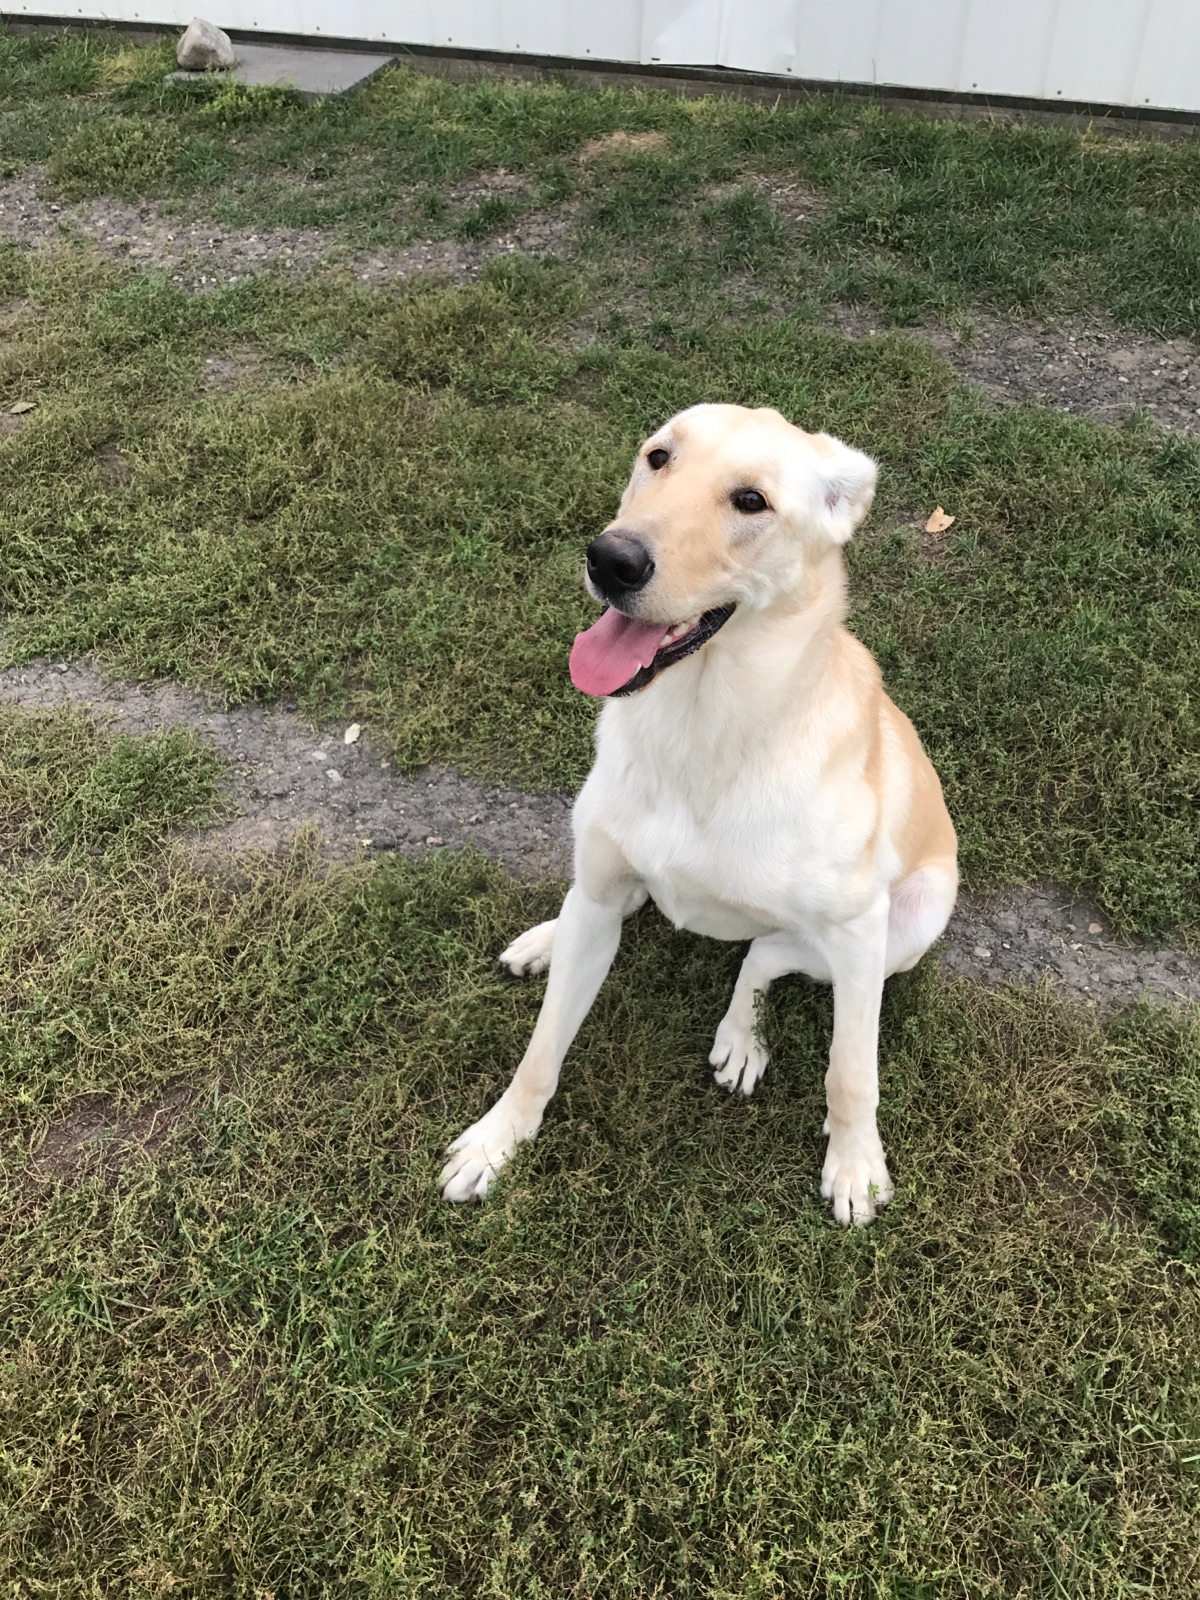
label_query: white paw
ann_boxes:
[709,1013,769,1096]
[439,1096,539,1203]
[499,920,556,977]
[820,1125,893,1226]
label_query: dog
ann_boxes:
[440,403,957,1224]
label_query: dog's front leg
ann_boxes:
[820,903,894,1226]
[440,832,637,1202]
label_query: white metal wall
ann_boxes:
[7,0,1200,113]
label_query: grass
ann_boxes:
[2,35,1200,936]
[6,29,1200,331]
[2,706,1199,1597]
[3,30,1200,1598]
[1,242,1198,936]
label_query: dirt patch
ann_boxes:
[941,882,1200,1010]
[349,209,571,286]
[198,344,263,392]
[0,657,572,880]
[835,304,1200,436]
[0,166,335,289]
[0,166,570,291]
[755,176,827,225]
[95,441,134,482]
[27,1081,193,1184]
[446,169,526,204]
[579,131,667,162]
[2,656,1197,1012]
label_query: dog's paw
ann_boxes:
[439,1098,537,1202]
[709,1015,769,1096]
[820,1125,893,1226]
[499,920,557,977]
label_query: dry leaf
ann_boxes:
[343,722,362,744]
[9,399,36,415]
[924,506,955,534]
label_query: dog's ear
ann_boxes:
[808,433,878,545]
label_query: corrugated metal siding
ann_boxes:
[7,0,1200,112]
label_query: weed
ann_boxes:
[0,709,1198,1595]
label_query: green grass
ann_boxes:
[2,707,1199,1597]
[3,32,1200,937]
[4,34,1200,1596]
[1,245,1197,936]
[6,28,1200,332]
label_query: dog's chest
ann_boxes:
[594,766,843,940]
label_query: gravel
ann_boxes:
[3,655,1196,1012]
[0,168,569,291]
[835,304,1200,436]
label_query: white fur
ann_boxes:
[440,404,957,1223]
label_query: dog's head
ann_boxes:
[570,403,877,697]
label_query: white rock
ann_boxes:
[326,769,343,784]
[343,722,362,745]
[177,19,236,70]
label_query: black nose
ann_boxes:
[586,530,655,601]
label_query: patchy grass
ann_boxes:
[1,30,1199,938]
[6,28,1200,331]
[1,247,1198,936]
[1,709,1198,1597]
[0,706,221,853]
[3,35,1200,1598]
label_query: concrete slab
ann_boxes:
[168,41,394,99]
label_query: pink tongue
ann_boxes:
[570,608,673,697]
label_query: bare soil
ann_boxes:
[2,655,1196,1012]
[4,165,1197,435]
[0,657,572,880]
[198,343,262,391]
[26,1080,193,1184]
[836,303,1200,435]
[0,167,570,291]
[579,130,668,162]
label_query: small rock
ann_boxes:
[1088,922,1103,935]
[309,750,328,763]
[176,18,236,71]
[973,946,992,960]
[425,835,444,847]
[343,722,362,745]
[8,400,36,415]
[326,769,343,784]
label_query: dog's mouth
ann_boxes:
[569,603,736,698]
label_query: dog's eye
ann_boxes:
[646,448,669,470]
[732,489,769,514]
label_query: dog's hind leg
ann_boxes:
[710,931,830,1097]
[500,888,648,977]
[500,921,558,977]
[884,860,958,976]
